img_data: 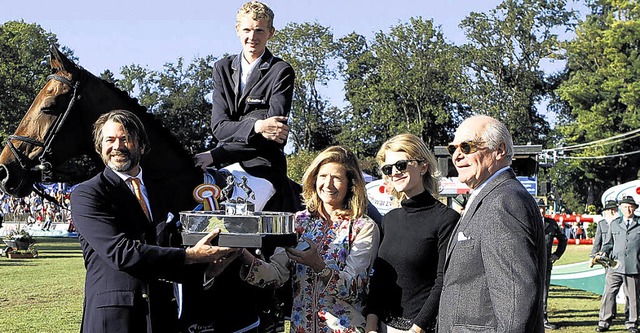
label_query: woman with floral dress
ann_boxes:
[240,146,380,332]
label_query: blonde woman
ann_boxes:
[365,134,459,333]
[241,146,380,332]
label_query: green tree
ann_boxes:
[459,0,577,144]
[554,0,640,207]
[118,56,215,154]
[99,69,117,84]
[0,21,73,142]
[269,22,339,152]
[339,18,466,153]
[118,64,160,113]
[336,32,382,156]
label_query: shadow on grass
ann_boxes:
[552,294,597,299]
[38,254,83,259]
[0,261,38,267]
[31,237,81,251]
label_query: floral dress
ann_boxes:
[243,210,380,332]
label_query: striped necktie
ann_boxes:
[128,177,151,222]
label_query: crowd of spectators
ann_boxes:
[0,188,72,230]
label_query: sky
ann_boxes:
[2,0,511,108]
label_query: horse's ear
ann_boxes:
[49,45,75,73]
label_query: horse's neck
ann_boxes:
[142,121,199,179]
[81,75,201,186]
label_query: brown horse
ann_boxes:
[0,47,202,220]
[0,47,298,331]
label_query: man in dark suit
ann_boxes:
[71,110,237,333]
[188,2,297,332]
[538,199,567,329]
[438,115,547,333]
[596,195,640,332]
[194,0,298,213]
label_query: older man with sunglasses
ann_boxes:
[437,115,547,333]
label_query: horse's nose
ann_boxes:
[0,163,31,197]
[0,164,9,192]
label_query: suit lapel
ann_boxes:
[104,168,154,228]
[627,216,639,230]
[143,176,165,226]
[444,169,517,268]
[231,55,241,111]
[239,49,273,103]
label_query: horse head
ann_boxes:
[0,46,111,197]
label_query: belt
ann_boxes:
[383,315,413,330]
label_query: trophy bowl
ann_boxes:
[180,210,298,248]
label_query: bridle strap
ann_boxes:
[5,73,80,172]
[32,182,68,210]
[39,74,80,163]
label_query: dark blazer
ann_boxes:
[438,168,546,333]
[210,48,294,172]
[71,167,193,333]
[544,216,567,266]
[209,48,299,213]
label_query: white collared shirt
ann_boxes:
[240,51,264,93]
[467,166,511,206]
[112,168,153,220]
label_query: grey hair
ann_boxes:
[473,115,513,164]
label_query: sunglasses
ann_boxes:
[380,159,423,176]
[447,141,485,156]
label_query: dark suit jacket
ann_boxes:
[438,168,546,333]
[544,216,567,267]
[210,48,293,171]
[209,48,299,213]
[71,167,194,333]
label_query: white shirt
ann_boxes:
[240,51,264,93]
[112,168,153,220]
[467,166,511,207]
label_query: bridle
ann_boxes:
[3,73,80,205]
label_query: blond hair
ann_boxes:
[301,146,368,220]
[236,1,275,29]
[376,133,440,201]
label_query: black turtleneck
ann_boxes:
[366,190,459,329]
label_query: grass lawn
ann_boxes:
[0,237,84,333]
[549,244,629,332]
[0,239,625,332]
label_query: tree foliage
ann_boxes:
[118,56,215,155]
[268,22,340,152]
[553,0,640,208]
[0,21,74,142]
[338,18,466,154]
[459,0,577,144]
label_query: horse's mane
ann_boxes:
[81,67,197,165]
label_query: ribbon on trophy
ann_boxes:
[193,183,221,211]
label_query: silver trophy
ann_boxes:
[221,174,255,215]
[181,172,296,248]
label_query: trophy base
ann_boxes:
[181,232,297,248]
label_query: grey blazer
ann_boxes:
[602,215,640,274]
[591,218,612,256]
[438,168,546,333]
